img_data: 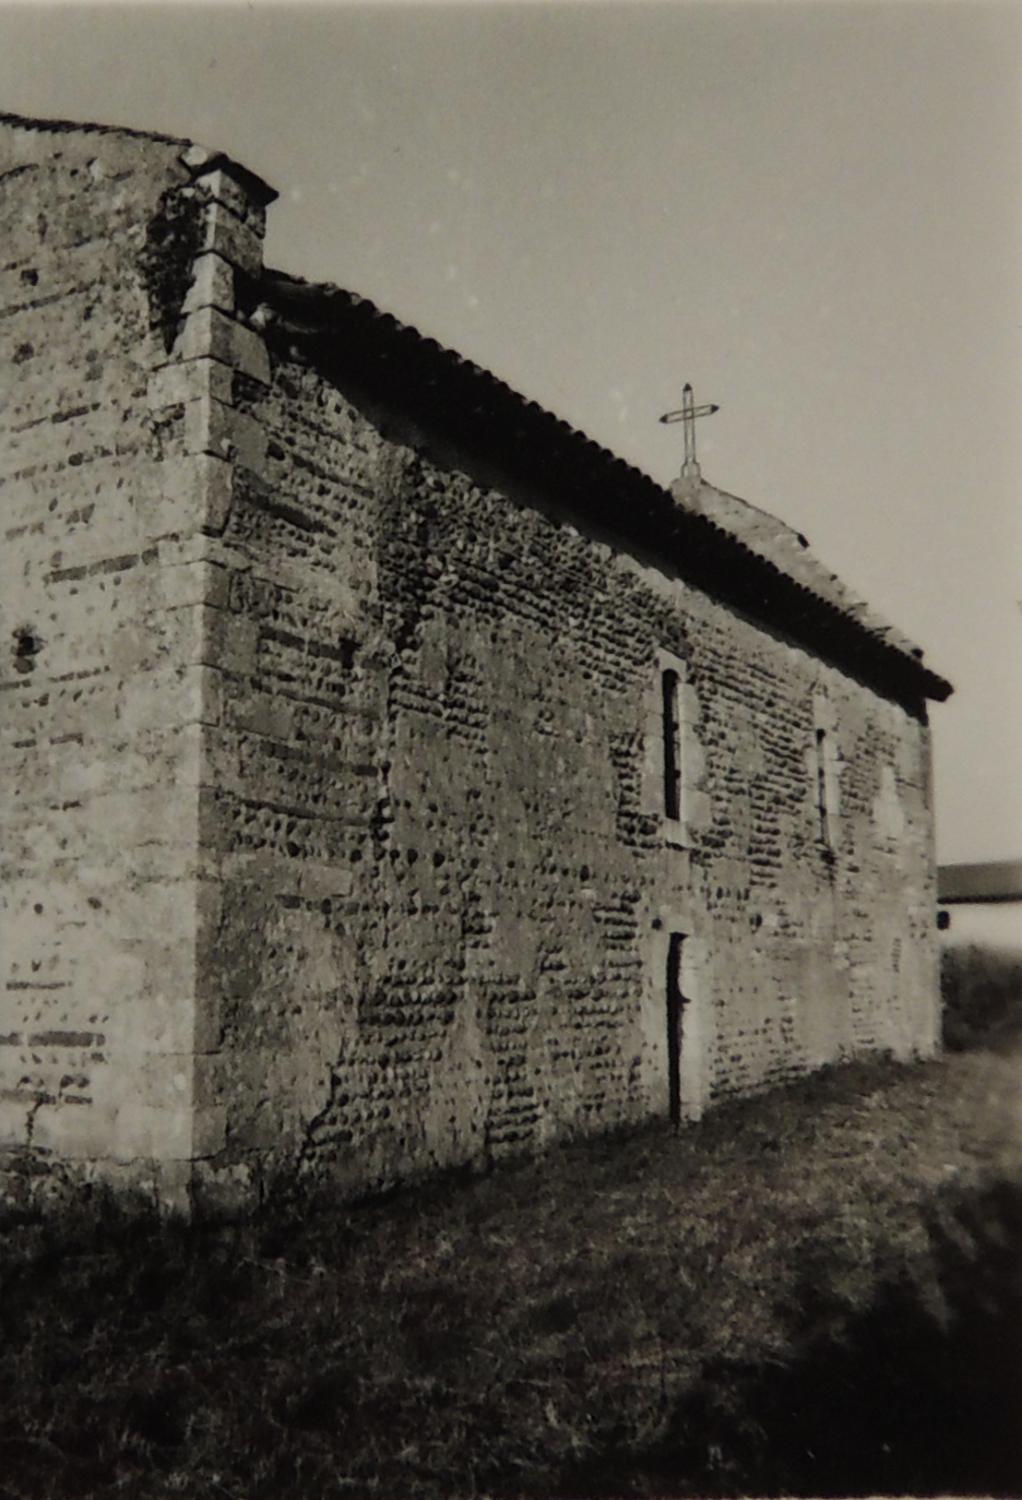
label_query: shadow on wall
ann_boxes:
[567,1177,1022,1497]
[941,942,1022,1052]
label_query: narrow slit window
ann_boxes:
[662,669,682,820]
[815,727,831,847]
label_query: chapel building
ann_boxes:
[0,116,952,1211]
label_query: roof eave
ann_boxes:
[248,272,953,713]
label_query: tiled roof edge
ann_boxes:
[251,270,953,713]
[0,109,189,147]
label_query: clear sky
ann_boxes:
[2,0,1019,863]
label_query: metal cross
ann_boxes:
[659,384,719,478]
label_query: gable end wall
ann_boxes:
[0,124,272,1208]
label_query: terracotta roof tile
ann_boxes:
[247,269,951,717]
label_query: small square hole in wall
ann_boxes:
[13,626,43,674]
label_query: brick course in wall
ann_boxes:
[0,116,950,1213]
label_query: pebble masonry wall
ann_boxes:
[0,121,941,1211]
[195,353,939,1205]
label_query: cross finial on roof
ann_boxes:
[659,383,719,483]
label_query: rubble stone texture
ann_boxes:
[0,116,950,1213]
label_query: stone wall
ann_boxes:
[193,340,939,1204]
[0,119,273,1208]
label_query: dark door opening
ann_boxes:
[666,932,685,1126]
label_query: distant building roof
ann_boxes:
[250,270,952,718]
[938,862,1022,903]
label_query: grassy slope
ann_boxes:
[2,1040,1021,1500]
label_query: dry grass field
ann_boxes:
[2,993,1021,1499]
